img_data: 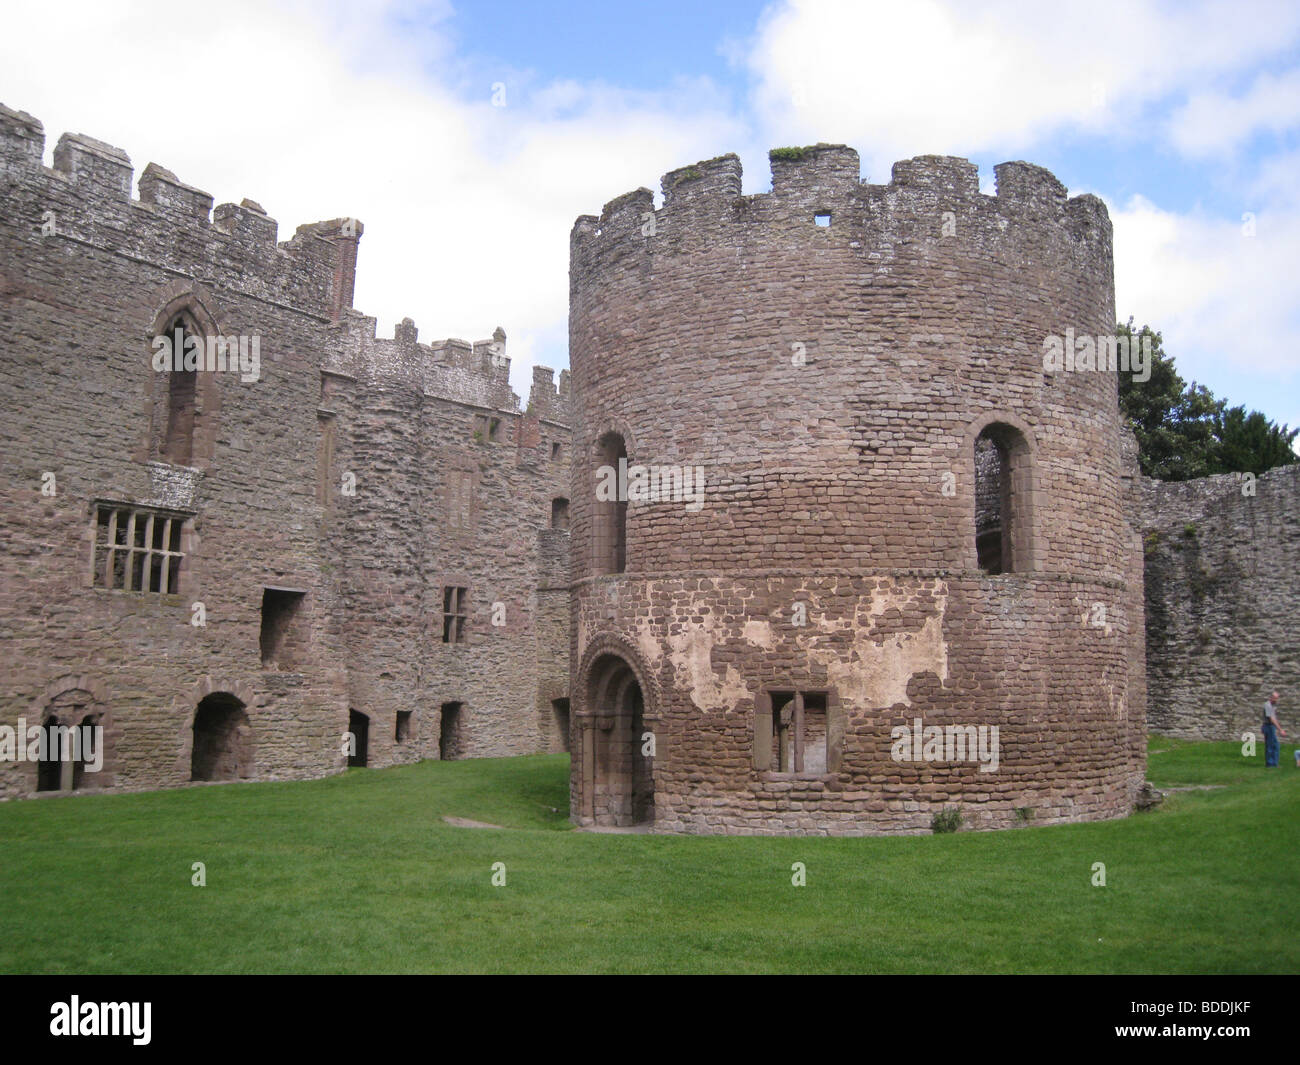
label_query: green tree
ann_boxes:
[1116,320,1221,480]
[1115,319,1297,480]
[1213,405,1299,476]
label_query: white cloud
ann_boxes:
[0,0,745,398]
[1167,67,1300,157]
[744,0,1300,177]
[1112,192,1300,418]
[3,0,1298,430]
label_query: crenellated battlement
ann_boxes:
[336,314,568,424]
[0,102,361,322]
[571,143,1111,269]
[528,364,573,424]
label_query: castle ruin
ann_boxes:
[567,146,1149,833]
[0,103,572,798]
[2,106,1295,827]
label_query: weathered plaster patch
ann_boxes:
[665,613,750,712]
[802,579,949,708]
[742,618,774,650]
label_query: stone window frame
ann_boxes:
[29,675,115,794]
[592,430,629,575]
[143,286,224,472]
[753,687,843,780]
[444,465,476,538]
[964,411,1040,575]
[551,496,570,530]
[442,585,469,644]
[472,412,503,444]
[259,586,310,671]
[88,501,194,597]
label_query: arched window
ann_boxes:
[593,433,627,574]
[32,682,111,794]
[974,422,1034,574]
[160,314,198,466]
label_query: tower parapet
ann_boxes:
[0,103,361,324]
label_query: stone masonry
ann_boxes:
[568,145,1149,834]
[1,104,1288,824]
[1139,462,1300,740]
[0,103,571,798]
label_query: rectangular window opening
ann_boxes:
[447,470,474,533]
[766,689,830,775]
[442,586,468,644]
[260,588,307,669]
[473,414,502,443]
[551,497,570,529]
[93,504,187,595]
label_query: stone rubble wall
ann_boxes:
[0,104,570,798]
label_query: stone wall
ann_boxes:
[568,145,1147,834]
[0,103,570,799]
[1140,463,1299,740]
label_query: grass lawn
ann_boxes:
[1,736,1296,974]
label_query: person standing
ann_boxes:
[1262,691,1286,768]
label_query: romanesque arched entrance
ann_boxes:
[584,653,653,826]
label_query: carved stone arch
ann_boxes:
[576,634,659,722]
[964,409,1038,453]
[575,634,658,827]
[965,410,1039,574]
[29,674,115,792]
[150,284,223,340]
[144,285,225,470]
[585,416,638,463]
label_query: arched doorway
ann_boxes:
[585,653,653,826]
[191,693,251,781]
[348,709,369,767]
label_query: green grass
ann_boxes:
[0,737,1296,973]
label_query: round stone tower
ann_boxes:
[568,145,1146,834]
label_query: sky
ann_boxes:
[2,0,1298,436]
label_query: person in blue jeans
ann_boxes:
[1262,691,1286,768]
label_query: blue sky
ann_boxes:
[3,0,1299,436]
